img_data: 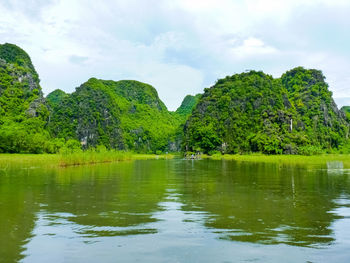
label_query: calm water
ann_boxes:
[1,159,350,262]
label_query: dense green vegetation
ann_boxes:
[0,43,61,153]
[1,43,349,155]
[183,68,349,154]
[341,106,350,122]
[48,78,183,153]
[175,94,201,118]
[0,43,198,154]
[206,153,350,168]
[0,151,174,169]
[46,89,67,108]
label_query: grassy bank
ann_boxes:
[2,152,349,169]
[59,150,132,166]
[0,151,175,168]
[59,151,174,166]
[207,153,350,168]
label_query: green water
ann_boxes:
[1,159,350,262]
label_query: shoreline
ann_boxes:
[0,152,175,168]
[1,152,349,169]
[205,153,350,168]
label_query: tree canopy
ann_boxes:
[183,69,349,154]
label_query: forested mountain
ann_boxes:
[175,94,201,118]
[342,106,350,122]
[46,89,67,108]
[48,78,182,152]
[183,68,349,154]
[1,43,349,154]
[0,43,54,153]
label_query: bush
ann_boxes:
[338,141,350,154]
[208,150,221,156]
[297,145,323,155]
[60,139,82,154]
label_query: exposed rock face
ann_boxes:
[282,68,347,128]
[48,79,125,149]
[26,97,46,117]
[0,43,48,120]
[0,43,51,153]
[0,58,40,95]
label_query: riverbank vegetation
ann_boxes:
[0,149,174,169]
[206,153,350,168]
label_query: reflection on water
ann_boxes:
[327,161,344,170]
[327,161,346,175]
[1,159,350,262]
[176,161,345,248]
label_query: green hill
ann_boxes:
[0,43,53,153]
[341,106,350,122]
[183,68,349,154]
[46,89,68,108]
[48,78,182,152]
[1,43,349,155]
[176,94,201,118]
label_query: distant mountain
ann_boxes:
[48,78,182,152]
[341,106,350,113]
[183,68,349,154]
[46,89,68,108]
[341,106,350,121]
[0,43,51,153]
[176,94,201,118]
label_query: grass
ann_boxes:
[1,151,349,169]
[207,153,350,168]
[59,150,133,166]
[0,151,175,168]
[132,153,175,160]
[0,153,59,168]
[59,151,174,166]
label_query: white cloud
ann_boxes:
[229,37,279,59]
[0,0,350,109]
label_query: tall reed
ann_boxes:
[209,153,350,168]
[59,149,133,166]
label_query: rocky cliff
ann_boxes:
[48,78,182,152]
[183,68,349,154]
[0,43,50,153]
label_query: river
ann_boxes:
[1,159,350,262]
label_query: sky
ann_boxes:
[0,0,349,111]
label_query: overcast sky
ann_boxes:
[1,0,349,110]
